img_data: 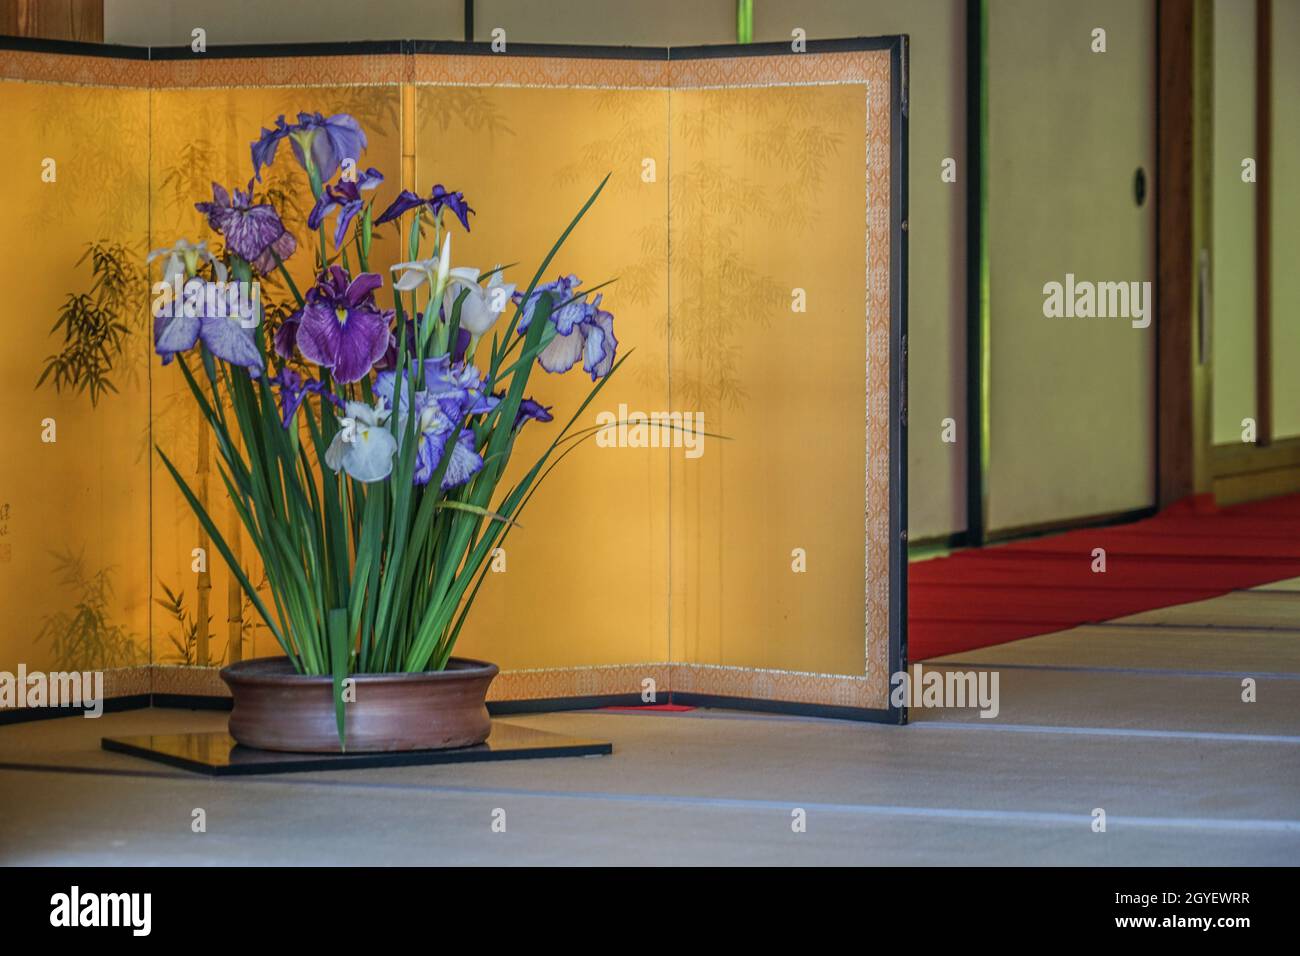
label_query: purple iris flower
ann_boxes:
[307,167,384,248]
[153,278,262,371]
[273,307,302,361]
[374,355,498,422]
[372,355,496,490]
[195,182,296,275]
[412,403,483,490]
[534,295,616,380]
[513,274,587,334]
[251,112,367,183]
[294,266,393,384]
[580,296,618,380]
[424,355,499,416]
[374,184,474,232]
[514,279,618,381]
[269,367,341,427]
[513,398,554,430]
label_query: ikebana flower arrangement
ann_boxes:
[151,111,621,752]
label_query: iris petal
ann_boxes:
[375,189,424,225]
[582,309,618,379]
[331,307,391,383]
[340,425,397,483]
[537,327,584,374]
[332,200,362,249]
[199,316,263,371]
[439,430,484,489]
[273,308,302,360]
[295,300,344,369]
[392,268,428,292]
[345,272,385,307]
[154,312,201,362]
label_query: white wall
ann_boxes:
[473,0,733,45]
[104,0,464,45]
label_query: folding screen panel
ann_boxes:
[666,49,904,715]
[1,56,151,688]
[0,37,906,722]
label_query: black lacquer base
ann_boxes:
[102,721,611,776]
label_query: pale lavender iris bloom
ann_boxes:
[153,278,262,371]
[251,112,367,183]
[374,355,497,421]
[513,274,583,334]
[411,394,484,490]
[515,278,619,381]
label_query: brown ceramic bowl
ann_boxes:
[220,656,498,753]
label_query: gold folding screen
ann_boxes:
[0,37,906,720]
[2,76,151,683]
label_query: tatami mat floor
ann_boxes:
[2,584,1297,865]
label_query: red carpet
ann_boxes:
[909,494,1300,660]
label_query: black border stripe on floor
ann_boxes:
[913,721,1300,744]
[1088,620,1300,634]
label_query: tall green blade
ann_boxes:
[327,607,350,751]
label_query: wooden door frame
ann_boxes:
[1156,0,1198,507]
